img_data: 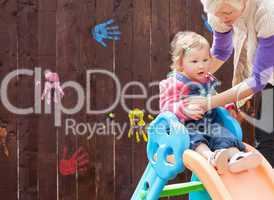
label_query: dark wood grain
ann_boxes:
[92,0,115,199]
[37,1,57,199]
[0,0,18,199]
[56,0,82,199]
[112,0,134,199]
[0,37,17,200]
[130,0,152,197]
[77,0,96,199]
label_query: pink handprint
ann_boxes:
[40,70,64,104]
[59,147,89,176]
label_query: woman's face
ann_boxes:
[214,1,245,26]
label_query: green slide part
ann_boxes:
[160,181,205,198]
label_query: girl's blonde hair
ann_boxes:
[170,31,210,70]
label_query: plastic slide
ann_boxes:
[131,109,274,200]
[185,144,274,200]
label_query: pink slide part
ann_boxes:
[183,144,274,200]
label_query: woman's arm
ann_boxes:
[245,35,274,92]
[209,81,254,109]
[192,35,274,111]
[184,81,254,111]
[209,30,234,74]
[209,57,226,74]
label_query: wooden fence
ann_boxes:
[0,0,254,199]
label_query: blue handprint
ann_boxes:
[91,19,121,47]
[202,14,213,33]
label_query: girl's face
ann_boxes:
[214,1,245,26]
[180,46,211,83]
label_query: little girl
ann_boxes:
[159,31,262,174]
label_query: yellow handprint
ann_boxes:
[128,109,148,143]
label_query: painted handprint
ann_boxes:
[128,109,148,143]
[37,70,64,105]
[91,19,121,47]
[0,127,8,157]
[59,147,89,176]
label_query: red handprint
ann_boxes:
[59,147,89,176]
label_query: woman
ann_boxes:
[185,0,274,165]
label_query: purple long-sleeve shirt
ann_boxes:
[246,35,274,92]
[211,30,234,61]
[212,31,274,93]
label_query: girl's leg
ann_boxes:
[195,143,213,159]
[195,143,230,175]
[165,143,215,164]
[215,137,263,173]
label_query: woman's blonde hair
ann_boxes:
[170,31,210,70]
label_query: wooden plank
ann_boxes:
[187,1,204,34]
[149,1,171,199]
[0,0,17,26]
[130,0,152,196]
[56,0,81,199]
[150,0,170,115]
[36,4,57,200]
[78,0,96,199]
[37,115,57,200]
[15,11,38,195]
[0,32,17,199]
[112,0,134,199]
[79,0,96,67]
[38,11,56,57]
[92,0,115,199]
[39,0,56,12]
[17,117,38,200]
[0,1,18,200]
[56,2,81,71]
[150,0,170,84]
[56,72,81,200]
[0,23,18,200]
[0,122,17,200]
[169,0,188,37]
